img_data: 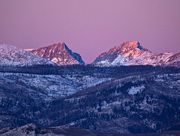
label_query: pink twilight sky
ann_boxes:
[0,0,180,63]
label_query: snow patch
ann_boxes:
[128,85,145,95]
[111,55,129,66]
[96,60,110,66]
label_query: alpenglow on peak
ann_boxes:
[92,41,179,66]
[30,42,85,65]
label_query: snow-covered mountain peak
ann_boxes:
[0,44,54,66]
[30,42,85,65]
[93,41,150,66]
[98,41,150,58]
[93,41,179,66]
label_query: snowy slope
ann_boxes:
[166,52,180,67]
[0,65,179,134]
[0,72,111,100]
[30,42,85,65]
[0,44,54,66]
[93,41,179,66]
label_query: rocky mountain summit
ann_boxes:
[93,41,180,67]
[30,42,85,65]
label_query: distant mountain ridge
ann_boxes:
[30,42,85,65]
[0,44,54,66]
[0,41,179,67]
[93,41,180,67]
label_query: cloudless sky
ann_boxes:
[0,0,180,63]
